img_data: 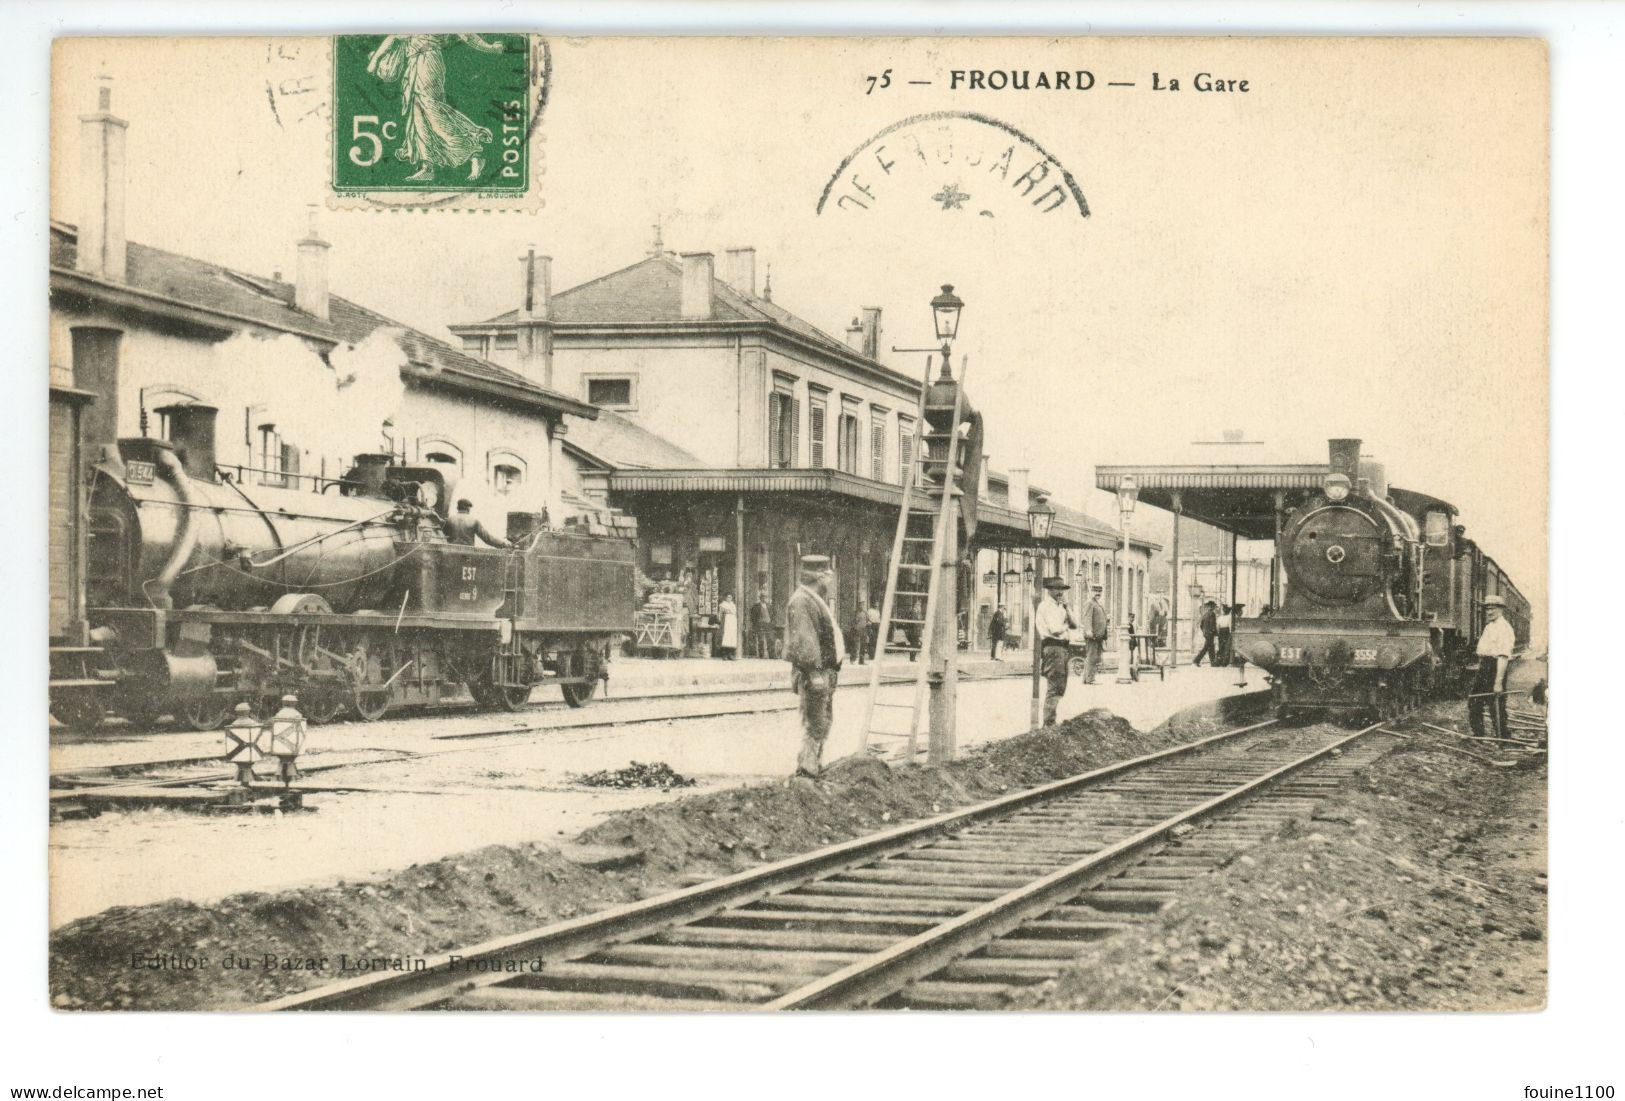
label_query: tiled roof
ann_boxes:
[476,254,888,370]
[49,223,594,418]
[563,408,705,471]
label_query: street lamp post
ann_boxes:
[1026,494,1056,728]
[1115,475,1140,684]
[924,285,964,766]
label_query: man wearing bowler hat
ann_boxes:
[1469,594,1516,738]
[1036,575,1078,725]
[784,555,844,780]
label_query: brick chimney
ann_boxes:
[860,307,883,360]
[76,81,128,282]
[294,205,330,320]
[844,318,864,350]
[517,246,553,385]
[723,247,757,296]
[680,252,715,320]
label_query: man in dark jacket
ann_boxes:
[445,498,510,548]
[989,605,1009,661]
[1081,585,1109,684]
[1193,601,1219,666]
[785,556,844,780]
[750,593,772,658]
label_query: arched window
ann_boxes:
[487,450,528,496]
[417,437,463,471]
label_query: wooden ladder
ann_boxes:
[858,356,971,762]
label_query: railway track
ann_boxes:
[263,717,1395,1012]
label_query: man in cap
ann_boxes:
[784,555,844,780]
[445,498,511,548]
[1081,583,1110,685]
[1469,594,1516,738]
[1035,575,1078,725]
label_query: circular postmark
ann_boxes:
[816,111,1089,221]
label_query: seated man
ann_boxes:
[445,498,511,548]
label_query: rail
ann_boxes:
[260,717,1354,1012]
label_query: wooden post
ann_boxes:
[734,494,747,653]
[928,495,960,765]
[1271,491,1284,609]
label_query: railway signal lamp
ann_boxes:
[223,702,262,786]
[259,695,307,785]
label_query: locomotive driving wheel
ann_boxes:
[352,682,391,722]
[560,680,597,708]
[299,685,346,725]
[179,696,233,732]
[50,688,106,733]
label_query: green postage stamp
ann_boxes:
[331,33,539,208]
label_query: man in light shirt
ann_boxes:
[1469,594,1517,738]
[1036,576,1079,726]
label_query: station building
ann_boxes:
[450,243,1158,656]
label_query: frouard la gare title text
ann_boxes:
[863,70,1249,94]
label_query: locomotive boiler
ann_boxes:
[53,403,635,731]
[1235,438,1529,719]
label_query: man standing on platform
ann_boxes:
[1193,601,1219,666]
[1036,576,1078,725]
[1081,583,1109,684]
[750,592,772,658]
[1469,595,1516,738]
[785,556,845,781]
[1148,602,1168,666]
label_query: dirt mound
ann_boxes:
[1018,703,1547,1011]
[50,707,1196,1011]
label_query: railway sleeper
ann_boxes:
[589,943,861,974]
[1015,919,1141,940]
[763,893,969,916]
[455,986,726,1013]
[940,957,1066,984]
[804,879,1008,902]
[651,926,895,953]
[703,909,939,934]
[836,867,1036,889]
[508,961,788,1002]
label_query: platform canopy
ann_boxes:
[1095,440,1332,540]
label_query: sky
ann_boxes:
[51,35,1548,629]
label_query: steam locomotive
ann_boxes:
[1235,438,1530,719]
[49,403,634,731]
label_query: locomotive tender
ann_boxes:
[51,403,634,731]
[1235,438,1529,719]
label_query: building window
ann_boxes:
[419,437,463,474]
[495,333,518,352]
[898,416,915,484]
[492,463,523,495]
[768,388,799,469]
[837,405,861,475]
[460,335,487,357]
[809,395,827,468]
[870,414,887,482]
[586,376,635,409]
[257,424,298,488]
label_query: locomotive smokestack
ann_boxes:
[157,403,219,482]
[1328,438,1362,483]
[347,452,392,496]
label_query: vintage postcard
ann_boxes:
[47,34,1547,1015]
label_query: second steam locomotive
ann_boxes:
[1235,438,1529,719]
